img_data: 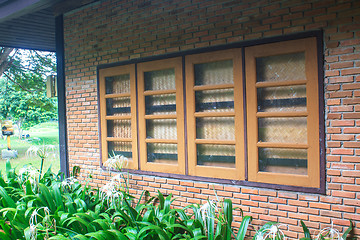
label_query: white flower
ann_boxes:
[29,207,51,240]
[256,224,286,240]
[26,144,57,160]
[18,165,39,185]
[316,223,340,240]
[104,154,128,171]
[99,177,124,206]
[61,177,78,188]
[199,200,218,232]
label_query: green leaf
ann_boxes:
[236,216,252,240]
[38,183,56,212]
[300,220,312,240]
[137,225,170,240]
[223,199,233,239]
[341,220,353,240]
[0,186,16,208]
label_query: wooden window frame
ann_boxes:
[97,33,323,192]
[137,58,185,174]
[98,64,139,170]
[185,49,245,180]
[245,38,320,188]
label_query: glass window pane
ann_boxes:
[147,143,177,164]
[106,97,130,116]
[256,52,305,82]
[258,117,307,144]
[144,68,175,91]
[108,142,132,160]
[107,120,131,138]
[105,74,130,94]
[257,85,307,112]
[196,117,235,140]
[194,60,233,86]
[195,89,234,112]
[146,119,177,139]
[259,148,307,175]
[145,94,176,115]
[197,144,235,168]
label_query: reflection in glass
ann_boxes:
[147,143,177,164]
[197,144,235,168]
[258,117,307,144]
[106,97,131,116]
[195,89,234,112]
[105,74,130,94]
[194,60,233,86]
[258,148,307,175]
[257,85,307,112]
[145,94,176,115]
[196,117,235,140]
[256,52,305,82]
[108,142,132,160]
[146,119,177,139]
[107,120,131,138]
[144,68,175,91]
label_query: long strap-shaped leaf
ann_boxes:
[236,216,252,240]
[0,186,16,208]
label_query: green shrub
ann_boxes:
[0,160,354,240]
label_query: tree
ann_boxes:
[0,48,57,137]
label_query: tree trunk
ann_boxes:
[0,47,15,78]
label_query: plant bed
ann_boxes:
[0,159,353,240]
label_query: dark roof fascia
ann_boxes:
[0,0,61,23]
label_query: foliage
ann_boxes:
[0,49,57,136]
[0,160,354,240]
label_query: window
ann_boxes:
[98,37,322,189]
[245,38,320,188]
[137,58,185,174]
[99,64,138,169]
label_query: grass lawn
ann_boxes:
[0,121,60,174]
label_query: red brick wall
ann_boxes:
[63,0,360,238]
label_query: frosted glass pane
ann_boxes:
[107,120,131,138]
[258,117,307,144]
[194,60,233,86]
[108,142,132,160]
[197,144,235,168]
[147,143,177,164]
[259,148,307,175]
[146,119,177,139]
[105,74,130,94]
[145,94,176,115]
[256,52,305,82]
[106,97,130,116]
[257,85,307,112]
[144,68,175,90]
[195,89,234,112]
[196,117,235,140]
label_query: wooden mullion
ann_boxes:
[145,138,178,144]
[193,83,234,91]
[195,139,236,145]
[256,111,308,118]
[143,89,176,96]
[104,93,131,99]
[105,115,132,120]
[144,114,177,119]
[106,137,132,142]
[255,80,307,88]
[194,111,235,118]
[256,142,308,149]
